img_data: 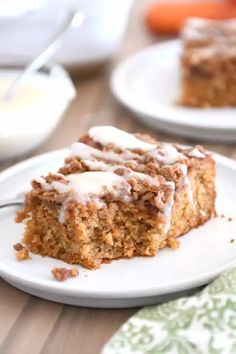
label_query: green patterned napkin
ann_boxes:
[102,268,236,354]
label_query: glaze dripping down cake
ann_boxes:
[180,18,236,107]
[16,126,216,269]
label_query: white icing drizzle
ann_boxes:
[185,17,212,29]
[162,182,175,234]
[34,174,64,191]
[88,126,156,151]
[51,172,131,200]
[187,147,205,159]
[83,159,108,171]
[70,129,205,168]
[179,164,193,205]
[182,17,236,43]
[36,172,132,224]
[147,143,186,165]
[36,169,169,225]
[200,209,206,217]
[34,176,51,190]
[69,142,143,165]
[188,45,236,64]
[182,18,214,42]
[35,127,207,231]
[59,204,67,224]
[83,158,161,187]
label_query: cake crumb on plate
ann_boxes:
[51,267,79,281]
[13,242,24,251]
[16,247,30,261]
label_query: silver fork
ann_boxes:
[0,193,24,209]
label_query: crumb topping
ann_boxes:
[30,127,207,234]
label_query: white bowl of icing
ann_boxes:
[0,63,76,160]
[0,0,133,68]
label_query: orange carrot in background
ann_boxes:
[146,1,236,35]
[227,0,236,5]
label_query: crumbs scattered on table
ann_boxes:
[230,239,235,243]
[15,247,30,261]
[51,267,79,281]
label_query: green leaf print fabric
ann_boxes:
[102,268,236,354]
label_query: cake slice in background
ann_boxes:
[180,18,236,107]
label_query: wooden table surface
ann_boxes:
[1,1,236,354]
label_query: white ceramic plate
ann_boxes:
[0,149,236,308]
[111,40,236,142]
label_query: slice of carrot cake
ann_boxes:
[180,18,236,107]
[16,126,216,269]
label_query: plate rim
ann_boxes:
[110,39,236,131]
[0,148,236,300]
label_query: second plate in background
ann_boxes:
[111,40,236,142]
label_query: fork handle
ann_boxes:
[0,200,23,209]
